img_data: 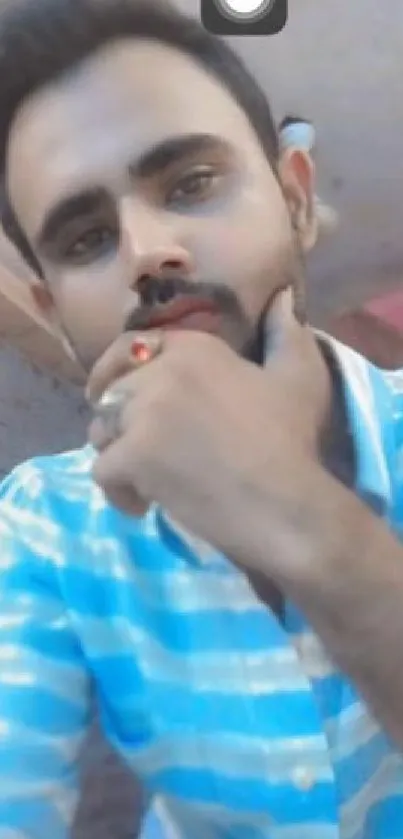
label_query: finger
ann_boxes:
[88,364,156,451]
[265,286,303,358]
[92,438,149,517]
[89,410,119,452]
[86,330,163,405]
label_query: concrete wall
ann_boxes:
[0,343,86,478]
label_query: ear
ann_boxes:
[278,148,318,253]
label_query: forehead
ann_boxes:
[7,39,264,231]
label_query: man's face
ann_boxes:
[6,39,316,373]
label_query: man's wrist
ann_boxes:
[237,458,359,596]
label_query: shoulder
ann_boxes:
[0,446,100,543]
[0,445,156,565]
[0,445,95,503]
[316,334,403,511]
[340,353,403,517]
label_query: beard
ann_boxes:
[124,244,306,367]
[62,236,306,374]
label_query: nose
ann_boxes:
[121,199,194,287]
[136,244,193,284]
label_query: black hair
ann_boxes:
[278,115,312,131]
[0,0,279,277]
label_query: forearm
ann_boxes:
[246,465,403,747]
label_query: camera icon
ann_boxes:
[201,0,287,36]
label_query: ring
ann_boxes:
[95,388,128,441]
[93,333,162,442]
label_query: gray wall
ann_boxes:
[0,343,141,838]
[0,343,87,478]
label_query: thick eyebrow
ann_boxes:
[35,134,227,250]
[131,133,228,180]
[35,187,108,251]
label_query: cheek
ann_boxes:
[189,192,293,313]
[49,261,130,359]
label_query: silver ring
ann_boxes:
[95,388,128,441]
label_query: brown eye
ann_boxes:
[65,226,117,262]
[167,167,219,206]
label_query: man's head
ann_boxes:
[1,0,317,373]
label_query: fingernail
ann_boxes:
[130,338,153,364]
[130,333,162,364]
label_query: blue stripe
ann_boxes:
[112,682,321,739]
[0,687,86,735]
[63,569,287,652]
[355,794,403,839]
[0,798,70,839]
[310,673,359,718]
[0,743,75,779]
[335,732,394,803]
[145,769,336,822]
[0,623,83,664]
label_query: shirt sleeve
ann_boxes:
[0,465,92,838]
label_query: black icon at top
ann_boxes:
[201,0,287,36]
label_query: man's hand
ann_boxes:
[88,289,403,748]
[87,289,330,568]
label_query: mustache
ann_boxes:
[124,275,243,332]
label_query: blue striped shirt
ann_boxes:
[0,334,403,839]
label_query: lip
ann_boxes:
[145,298,219,330]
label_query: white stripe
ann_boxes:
[63,545,265,613]
[0,504,60,540]
[291,631,335,679]
[132,732,332,785]
[382,368,403,397]
[273,828,338,839]
[0,614,34,630]
[317,334,390,497]
[325,703,382,763]
[54,788,77,824]
[0,779,77,803]
[0,645,86,705]
[161,513,219,566]
[0,719,82,762]
[154,797,338,838]
[0,720,10,736]
[149,799,183,839]
[341,752,403,838]
[0,507,62,563]
[0,594,63,621]
[80,616,310,694]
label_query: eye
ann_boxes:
[167,166,220,206]
[64,226,117,263]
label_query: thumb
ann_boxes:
[265,286,302,358]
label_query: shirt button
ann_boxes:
[292,765,315,792]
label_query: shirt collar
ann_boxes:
[315,331,391,516]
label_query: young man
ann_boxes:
[0,2,402,838]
